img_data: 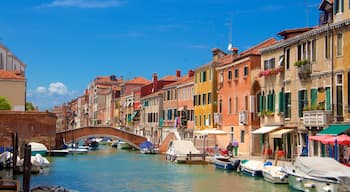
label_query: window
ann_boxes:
[337,33,343,56]
[297,44,302,61]
[263,58,275,70]
[208,93,212,104]
[203,115,206,126]
[193,95,197,106]
[234,69,239,78]
[219,99,222,113]
[202,94,206,105]
[244,95,248,111]
[208,114,211,125]
[325,35,330,59]
[311,39,316,62]
[234,96,238,113]
[198,94,201,105]
[199,115,202,126]
[167,90,170,100]
[286,49,290,70]
[173,109,177,119]
[334,0,344,14]
[219,72,224,82]
[298,90,308,117]
[202,71,207,82]
[240,130,245,143]
[228,98,232,114]
[285,92,291,118]
[244,66,248,77]
[228,70,232,80]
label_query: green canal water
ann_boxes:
[10,146,296,192]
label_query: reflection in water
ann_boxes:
[2,146,295,192]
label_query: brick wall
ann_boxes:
[0,111,57,149]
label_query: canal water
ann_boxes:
[10,146,295,192]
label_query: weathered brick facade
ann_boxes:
[0,111,57,149]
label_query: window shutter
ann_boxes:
[334,0,338,13]
[272,92,276,112]
[259,95,263,112]
[278,91,284,112]
[298,91,303,117]
[311,89,318,107]
[341,0,344,12]
[326,87,331,110]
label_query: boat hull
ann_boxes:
[213,157,240,171]
[287,173,342,192]
[262,166,288,184]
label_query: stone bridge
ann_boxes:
[56,126,147,150]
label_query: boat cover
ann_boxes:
[166,140,200,156]
[139,141,153,149]
[295,157,350,179]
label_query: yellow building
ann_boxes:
[193,49,224,130]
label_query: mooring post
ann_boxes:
[22,144,31,192]
[12,132,18,175]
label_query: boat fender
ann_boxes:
[322,186,332,192]
[304,183,316,188]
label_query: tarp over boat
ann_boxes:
[166,140,200,156]
[139,141,153,149]
[295,157,350,179]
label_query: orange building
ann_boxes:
[216,38,276,156]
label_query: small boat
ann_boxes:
[262,163,288,184]
[139,141,159,154]
[285,157,350,192]
[0,151,12,168]
[67,147,88,154]
[28,142,48,156]
[239,160,264,177]
[16,154,50,173]
[165,140,206,164]
[0,179,20,192]
[46,149,69,157]
[213,155,240,171]
[117,141,132,150]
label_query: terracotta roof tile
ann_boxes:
[125,77,151,85]
[0,70,25,80]
[160,75,178,81]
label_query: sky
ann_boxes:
[0,0,322,110]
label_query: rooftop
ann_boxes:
[0,70,25,80]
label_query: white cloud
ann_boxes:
[38,0,125,9]
[36,86,47,94]
[27,82,80,111]
[48,82,68,95]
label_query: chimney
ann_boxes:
[212,48,227,61]
[176,70,181,78]
[188,70,194,77]
[152,73,158,92]
[231,47,238,56]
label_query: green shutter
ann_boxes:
[311,89,318,106]
[326,87,331,110]
[334,0,338,13]
[272,92,276,112]
[279,91,284,112]
[341,0,344,12]
[259,95,263,112]
[298,91,303,117]
[263,95,266,110]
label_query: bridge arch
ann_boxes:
[56,127,147,150]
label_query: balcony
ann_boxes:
[303,110,332,127]
[295,60,311,80]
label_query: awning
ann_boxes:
[193,129,228,135]
[252,126,280,134]
[270,129,295,138]
[317,124,350,136]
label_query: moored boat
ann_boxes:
[165,140,206,164]
[262,163,288,184]
[46,149,69,157]
[139,141,159,154]
[213,155,240,171]
[284,157,350,192]
[28,142,48,156]
[239,160,264,177]
[117,141,132,150]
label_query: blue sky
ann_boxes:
[0,0,321,110]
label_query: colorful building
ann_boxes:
[216,39,276,156]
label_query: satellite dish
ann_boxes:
[227,43,232,51]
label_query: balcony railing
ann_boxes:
[303,110,332,127]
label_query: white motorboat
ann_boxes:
[16,154,50,173]
[262,164,288,184]
[285,157,350,192]
[239,160,264,177]
[165,140,205,164]
[28,142,48,156]
[67,147,88,154]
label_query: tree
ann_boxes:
[0,96,11,110]
[26,102,35,111]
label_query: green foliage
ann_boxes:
[0,96,11,110]
[26,102,35,111]
[294,59,309,67]
[303,103,325,111]
[258,110,274,117]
